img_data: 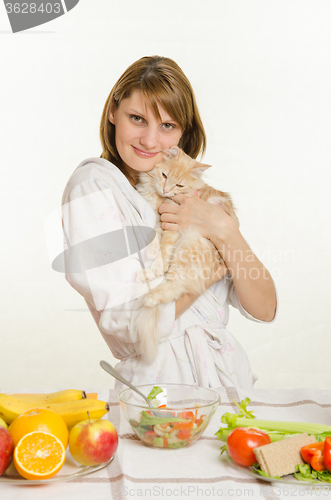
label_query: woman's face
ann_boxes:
[109,89,183,172]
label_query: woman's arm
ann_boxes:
[174,265,228,319]
[159,194,277,322]
[213,229,276,322]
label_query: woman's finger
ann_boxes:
[160,212,178,222]
[171,194,188,205]
[159,201,179,214]
[161,221,180,231]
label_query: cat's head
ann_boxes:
[141,146,211,198]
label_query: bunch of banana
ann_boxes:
[0,391,109,428]
[6,389,86,405]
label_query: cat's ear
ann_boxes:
[162,146,180,160]
[192,162,211,177]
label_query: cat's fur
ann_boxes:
[133,146,239,361]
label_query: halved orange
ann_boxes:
[9,408,68,448]
[13,431,66,480]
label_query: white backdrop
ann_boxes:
[1,0,330,391]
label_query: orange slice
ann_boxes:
[14,431,66,480]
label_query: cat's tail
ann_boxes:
[132,300,159,363]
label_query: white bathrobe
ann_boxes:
[62,157,275,390]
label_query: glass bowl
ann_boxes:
[118,384,220,449]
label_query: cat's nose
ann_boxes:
[163,188,168,194]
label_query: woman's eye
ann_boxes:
[176,184,184,188]
[162,172,167,179]
[162,123,175,130]
[130,115,143,123]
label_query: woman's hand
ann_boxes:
[158,193,238,245]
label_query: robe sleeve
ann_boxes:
[61,171,176,354]
[226,282,278,323]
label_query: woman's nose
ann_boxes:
[139,126,158,149]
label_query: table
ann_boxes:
[2,386,331,499]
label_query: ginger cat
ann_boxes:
[133,146,239,361]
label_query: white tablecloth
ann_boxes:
[2,386,331,499]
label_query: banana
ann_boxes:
[0,393,109,427]
[6,389,86,405]
[47,399,110,428]
[0,416,7,429]
[0,394,34,424]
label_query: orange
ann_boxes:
[14,431,66,480]
[8,408,68,448]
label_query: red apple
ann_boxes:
[0,427,14,476]
[69,418,118,466]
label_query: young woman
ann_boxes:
[62,56,277,390]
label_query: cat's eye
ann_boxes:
[176,184,184,188]
[162,172,167,179]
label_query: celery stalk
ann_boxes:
[216,428,291,443]
[223,416,331,435]
[215,398,331,442]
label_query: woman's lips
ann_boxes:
[132,146,159,158]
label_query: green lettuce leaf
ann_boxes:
[251,463,282,480]
[147,386,163,401]
[139,411,186,427]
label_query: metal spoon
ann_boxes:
[99,360,174,418]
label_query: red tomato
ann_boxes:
[173,421,194,430]
[179,411,194,420]
[301,441,326,471]
[324,438,331,471]
[177,429,192,440]
[227,427,271,467]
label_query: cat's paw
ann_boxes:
[151,264,165,277]
[136,268,156,283]
[146,239,160,259]
[143,285,181,306]
[144,290,161,307]
[150,255,165,277]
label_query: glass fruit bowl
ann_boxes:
[118,384,220,449]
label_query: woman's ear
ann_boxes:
[108,101,116,124]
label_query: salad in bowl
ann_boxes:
[119,384,220,449]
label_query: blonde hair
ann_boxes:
[100,56,206,177]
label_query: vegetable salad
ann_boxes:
[129,386,210,448]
